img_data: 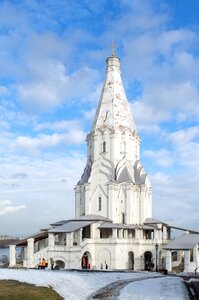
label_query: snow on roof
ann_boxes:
[72,214,112,222]
[164,234,199,250]
[50,215,112,227]
[48,221,94,233]
[144,218,168,225]
[99,222,127,229]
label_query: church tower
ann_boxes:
[75,51,152,225]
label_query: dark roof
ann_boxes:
[0,239,20,247]
[11,231,48,246]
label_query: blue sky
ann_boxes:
[1,0,199,236]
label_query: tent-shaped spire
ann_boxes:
[92,52,137,132]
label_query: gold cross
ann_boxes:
[111,41,116,57]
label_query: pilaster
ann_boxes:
[9,245,16,267]
[166,250,172,272]
[184,250,190,272]
[27,238,34,268]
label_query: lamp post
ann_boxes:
[155,243,159,272]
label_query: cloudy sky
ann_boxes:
[0,0,199,236]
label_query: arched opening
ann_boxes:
[144,251,153,271]
[128,251,134,270]
[54,260,65,270]
[171,250,184,273]
[81,251,92,269]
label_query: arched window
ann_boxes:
[103,141,106,153]
[98,197,102,211]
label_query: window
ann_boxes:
[103,141,106,152]
[172,251,178,262]
[190,249,193,262]
[122,213,125,223]
[98,197,102,211]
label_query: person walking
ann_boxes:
[50,258,54,270]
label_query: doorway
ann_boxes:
[128,251,134,270]
[144,251,153,271]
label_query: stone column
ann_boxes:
[124,229,128,239]
[27,238,34,268]
[126,184,132,224]
[9,245,16,267]
[118,229,123,238]
[78,228,83,245]
[108,183,115,221]
[75,186,81,218]
[66,232,73,247]
[48,233,55,250]
[112,228,117,239]
[193,245,199,269]
[84,184,91,215]
[93,134,98,161]
[135,229,140,239]
[154,229,159,240]
[166,250,172,272]
[163,226,167,240]
[90,223,96,239]
[184,250,190,272]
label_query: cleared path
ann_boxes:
[88,275,163,299]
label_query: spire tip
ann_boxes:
[111,41,116,57]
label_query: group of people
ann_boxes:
[145,261,155,271]
[100,262,108,270]
[38,258,54,270]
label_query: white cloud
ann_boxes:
[18,64,100,113]
[0,200,26,216]
[143,149,173,167]
[0,86,8,95]
[169,126,199,146]
[0,152,86,235]
[34,120,82,131]
[14,130,85,153]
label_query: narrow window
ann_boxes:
[103,141,106,153]
[122,213,125,223]
[98,197,102,211]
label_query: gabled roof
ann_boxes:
[164,234,199,250]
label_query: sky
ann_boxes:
[0,0,199,236]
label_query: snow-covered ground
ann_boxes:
[0,269,189,299]
[119,276,189,300]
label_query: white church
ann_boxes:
[9,52,199,273]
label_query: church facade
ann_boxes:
[9,53,199,273]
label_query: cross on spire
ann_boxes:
[111,41,116,57]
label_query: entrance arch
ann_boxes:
[128,251,134,270]
[144,251,153,271]
[81,251,92,269]
[55,260,65,269]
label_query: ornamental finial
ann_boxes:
[111,40,116,57]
